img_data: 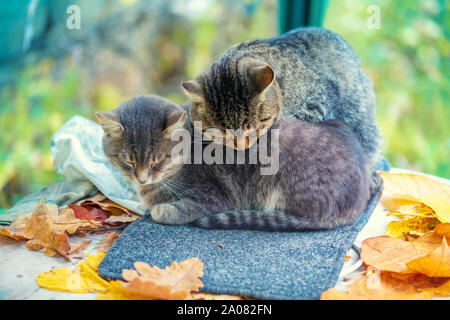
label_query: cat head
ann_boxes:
[182,58,282,150]
[96,95,187,186]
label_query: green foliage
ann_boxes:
[324,0,449,178]
[0,0,448,210]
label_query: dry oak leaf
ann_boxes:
[406,236,450,277]
[95,232,119,253]
[23,201,71,260]
[0,205,99,241]
[320,270,430,300]
[119,258,204,300]
[360,236,420,273]
[378,172,450,223]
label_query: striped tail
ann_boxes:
[190,210,314,232]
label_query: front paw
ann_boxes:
[151,203,183,225]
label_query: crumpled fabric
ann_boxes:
[0,116,146,225]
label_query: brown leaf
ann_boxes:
[434,223,450,238]
[68,240,92,259]
[95,232,119,253]
[23,201,71,260]
[103,213,140,225]
[53,206,101,234]
[406,236,450,277]
[119,258,204,300]
[360,236,420,273]
[321,270,430,300]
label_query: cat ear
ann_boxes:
[181,80,204,101]
[246,62,274,94]
[163,110,187,137]
[95,111,124,139]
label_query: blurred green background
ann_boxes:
[0,0,448,209]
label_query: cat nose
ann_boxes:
[136,168,150,184]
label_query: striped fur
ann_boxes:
[185,27,382,193]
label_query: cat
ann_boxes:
[97,95,371,231]
[181,27,382,191]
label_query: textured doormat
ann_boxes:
[99,159,390,299]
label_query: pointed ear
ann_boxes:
[95,111,124,139]
[181,80,204,101]
[246,62,274,94]
[163,110,187,137]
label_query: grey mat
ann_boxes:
[99,159,390,300]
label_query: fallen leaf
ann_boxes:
[103,213,140,224]
[320,271,430,300]
[411,232,448,257]
[37,252,109,293]
[23,201,71,260]
[434,223,450,238]
[75,193,107,205]
[95,232,119,253]
[119,258,204,300]
[406,237,450,277]
[68,240,92,259]
[360,236,420,273]
[378,172,450,201]
[385,216,438,239]
[381,194,424,213]
[420,196,450,223]
[379,172,450,223]
[52,206,100,234]
[69,204,96,221]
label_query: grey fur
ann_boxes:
[98,96,371,231]
[184,27,382,191]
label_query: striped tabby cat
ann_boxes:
[97,95,371,231]
[182,27,382,192]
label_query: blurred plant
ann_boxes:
[0,0,448,210]
[324,0,449,178]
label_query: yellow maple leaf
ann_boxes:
[37,252,109,293]
[378,172,450,223]
[385,216,438,239]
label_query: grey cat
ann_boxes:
[97,95,371,231]
[181,27,382,191]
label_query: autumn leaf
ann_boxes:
[68,240,92,259]
[103,213,140,225]
[360,236,420,273]
[37,252,109,293]
[95,232,119,253]
[23,201,71,260]
[320,270,430,300]
[434,223,450,238]
[119,258,204,300]
[406,236,450,277]
[378,172,450,223]
[52,206,101,234]
[385,216,438,239]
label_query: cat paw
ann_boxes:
[150,203,184,225]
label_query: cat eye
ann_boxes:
[125,160,134,167]
[260,117,272,122]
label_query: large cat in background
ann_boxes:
[181,27,382,191]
